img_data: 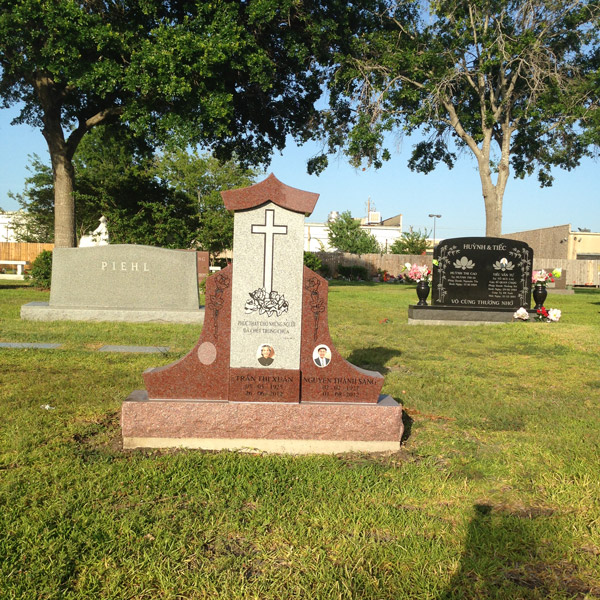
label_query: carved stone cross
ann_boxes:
[251,208,287,293]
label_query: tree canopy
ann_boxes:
[327,211,381,254]
[0,0,365,246]
[154,149,257,258]
[10,126,257,254]
[389,229,430,255]
[312,0,600,236]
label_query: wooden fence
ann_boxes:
[0,242,54,264]
[1,244,598,286]
[534,258,600,288]
[317,253,432,278]
[315,252,600,287]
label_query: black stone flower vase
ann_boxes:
[533,283,547,310]
[416,280,430,306]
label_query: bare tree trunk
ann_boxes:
[478,158,503,237]
[34,75,77,247]
[482,186,502,237]
[51,152,76,247]
[33,74,122,247]
[445,103,506,237]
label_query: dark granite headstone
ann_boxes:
[432,237,533,310]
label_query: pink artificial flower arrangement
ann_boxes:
[403,263,432,283]
[532,268,562,284]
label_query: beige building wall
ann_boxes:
[502,224,571,259]
[304,222,403,253]
[503,225,600,260]
[570,231,600,259]
[0,212,19,242]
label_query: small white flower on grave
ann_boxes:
[513,307,529,321]
[547,308,562,322]
[40,404,55,410]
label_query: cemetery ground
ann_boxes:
[1,280,599,600]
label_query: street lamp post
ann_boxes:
[428,214,442,248]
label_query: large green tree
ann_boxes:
[312,0,600,236]
[10,127,257,253]
[327,211,381,254]
[0,0,362,247]
[73,126,199,248]
[8,124,180,245]
[6,155,54,243]
[155,149,257,258]
[390,229,430,255]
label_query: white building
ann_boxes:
[304,212,403,253]
[0,212,19,242]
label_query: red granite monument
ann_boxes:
[121,174,403,453]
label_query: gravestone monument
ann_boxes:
[122,174,403,453]
[21,245,204,324]
[196,251,210,285]
[408,237,534,324]
[79,215,109,247]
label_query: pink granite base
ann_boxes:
[122,390,403,453]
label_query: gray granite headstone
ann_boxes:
[49,245,199,310]
[230,203,304,369]
[21,245,204,323]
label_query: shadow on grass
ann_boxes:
[438,504,596,599]
[401,409,413,444]
[0,284,31,290]
[346,346,402,374]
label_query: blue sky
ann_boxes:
[1,103,598,238]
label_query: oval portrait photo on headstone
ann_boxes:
[257,344,275,366]
[313,344,331,368]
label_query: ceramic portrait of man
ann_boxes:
[313,345,331,368]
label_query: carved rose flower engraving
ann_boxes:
[208,271,230,337]
[245,288,289,317]
[305,277,325,340]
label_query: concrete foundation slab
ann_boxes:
[0,342,62,349]
[122,391,403,454]
[99,345,170,353]
[21,302,204,324]
[408,305,537,325]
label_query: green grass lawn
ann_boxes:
[1,281,599,599]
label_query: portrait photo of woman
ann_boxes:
[257,344,275,366]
